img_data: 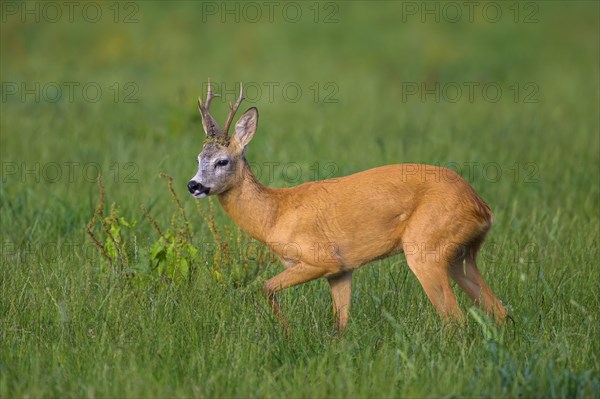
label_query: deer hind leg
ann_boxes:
[404,250,464,323]
[449,250,507,324]
[327,271,353,332]
[263,262,327,336]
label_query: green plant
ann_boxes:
[86,177,138,274]
[86,173,274,287]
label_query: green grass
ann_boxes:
[1,1,599,398]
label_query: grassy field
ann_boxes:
[1,1,599,398]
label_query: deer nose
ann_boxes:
[187,180,201,193]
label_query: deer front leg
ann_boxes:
[327,271,353,332]
[263,262,326,336]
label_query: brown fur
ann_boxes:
[189,85,506,333]
[217,161,506,331]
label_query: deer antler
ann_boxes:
[222,82,245,138]
[198,78,221,137]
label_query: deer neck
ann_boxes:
[217,160,276,243]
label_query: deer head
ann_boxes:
[188,80,258,198]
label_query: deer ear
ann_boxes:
[233,107,258,149]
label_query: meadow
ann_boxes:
[1,2,599,398]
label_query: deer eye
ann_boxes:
[215,159,229,167]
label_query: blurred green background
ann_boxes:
[1,1,599,398]
[1,2,598,209]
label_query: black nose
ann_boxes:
[187,180,200,193]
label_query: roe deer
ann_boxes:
[188,80,507,333]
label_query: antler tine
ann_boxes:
[204,77,220,111]
[222,82,245,137]
[198,78,221,137]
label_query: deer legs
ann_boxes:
[263,246,506,334]
[263,262,326,335]
[263,263,354,335]
[449,256,507,323]
[405,244,506,324]
[405,253,465,323]
[327,271,353,332]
